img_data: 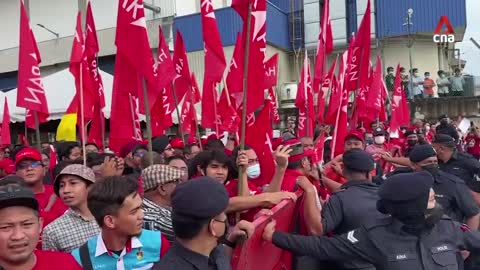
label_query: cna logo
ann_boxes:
[433,16,455,43]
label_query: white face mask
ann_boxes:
[246,164,261,179]
[374,136,385,145]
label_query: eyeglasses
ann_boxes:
[134,151,146,158]
[16,161,43,170]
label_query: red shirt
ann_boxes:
[225,179,263,221]
[35,185,67,227]
[466,134,480,156]
[33,250,83,270]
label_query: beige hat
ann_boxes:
[54,164,96,196]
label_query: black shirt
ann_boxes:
[153,242,231,270]
[272,216,480,270]
[439,151,480,192]
[433,171,479,223]
[322,180,385,235]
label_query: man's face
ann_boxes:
[204,161,228,184]
[168,159,188,182]
[15,159,44,185]
[41,154,50,167]
[244,149,259,166]
[68,147,82,161]
[0,207,41,265]
[185,145,201,160]
[413,156,438,172]
[344,139,364,151]
[111,193,144,237]
[85,145,98,154]
[300,137,314,151]
[41,143,50,151]
[133,149,147,167]
[59,175,89,208]
[163,145,175,158]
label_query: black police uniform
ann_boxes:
[432,171,479,223]
[273,216,480,270]
[271,172,480,270]
[318,150,384,270]
[438,150,480,192]
[153,177,232,270]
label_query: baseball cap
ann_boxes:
[0,183,38,211]
[373,127,385,136]
[14,147,42,166]
[345,130,364,142]
[54,164,96,196]
[142,164,186,192]
[170,138,184,149]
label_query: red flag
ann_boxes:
[312,131,325,164]
[366,55,383,121]
[296,53,314,138]
[180,88,196,136]
[87,104,105,149]
[85,2,106,109]
[317,57,337,123]
[70,11,96,124]
[48,145,58,170]
[345,0,371,91]
[313,0,333,93]
[1,98,11,146]
[390,64,410,131]
[201,0,226,83]
[190,73,201,104]
[332,51,349,158]
[115,0,158,114]
[264,54,279,89]
[201,80,218,129]
[232,0,267,114]
[225,32,245,94]
[173,31,192,102]
[246,102,275,187]
[17,1,49,122]
[325,75,339,125]
[109,53,143,151]
[267,87,280,124]
[157,26,176,91]
[217,90,240,133]
[25,109,48,130]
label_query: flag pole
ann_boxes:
[24,109,28,143]
[24,2,41,150]
[213,82,220,135]
[304,50,311,137]
[171,82,186,144]
[189,84,203,151]
[79,60,87,165]
[141,79,154,166]
[238,2,253,202]
[95,55,106,151]
[128,93,140,141]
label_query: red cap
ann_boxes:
[0,159,14,174]
[345,130,364,142]
[272,138,284,151]
[289,149,314,163]
[14,148,42,166]
[187,137,198,145]
[170,137,184,149]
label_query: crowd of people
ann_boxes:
[1,113,480,269]
[385,66,466,99]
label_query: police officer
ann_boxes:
[433,134,480,206]
[263,171,480,270]
[153,177,254,270]
[409,144,480,229]
[436,114,459,142]
[301,149,384,270]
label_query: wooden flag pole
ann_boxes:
[238,2,253,207]
[304,50,311,137]
[79,59,87,165]
[171,82,186,145]
[213,82,220,135]
[142,79,154,166]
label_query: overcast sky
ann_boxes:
[458,0,480,76]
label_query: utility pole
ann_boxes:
[404,8,414,100]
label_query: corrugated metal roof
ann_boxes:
[376,0,466,38]
[173,2,293,52]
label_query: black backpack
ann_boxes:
[79,242,94,270]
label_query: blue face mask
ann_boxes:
[246,164,261,179]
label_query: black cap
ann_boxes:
[0,184,38,211]
[378,171,433,217]
[404,129,417,138]
[373,127,385,136]
[343,149,374,172]
[172,176,229,220]
[432,134,455,146]
[409,145,437,163]
[152,135,170,153]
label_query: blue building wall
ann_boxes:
[173,2,293,52]
[375,0,466,38]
